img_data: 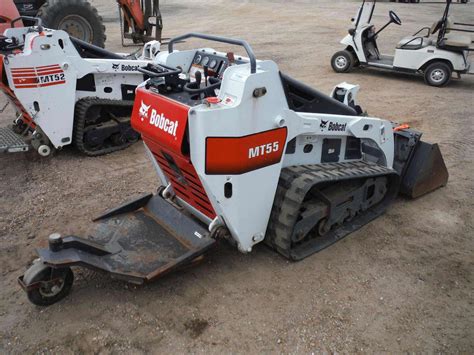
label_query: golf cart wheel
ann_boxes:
[424,62,452,87]
[37,0,106,48]
[331,50,355,73]
[23,261,74,306]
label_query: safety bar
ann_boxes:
[449,27,474,34]
[413,27,431,37]
[168,32,257,74]
[399,36,425,50]
[11,16,43,32]
[454,22,474,27]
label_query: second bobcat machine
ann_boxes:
[18,33,448,306]
[0,19,163,156]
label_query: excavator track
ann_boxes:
[265,161,400,261]
[74,98,140,156]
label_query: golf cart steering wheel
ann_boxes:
[389,11,402,26]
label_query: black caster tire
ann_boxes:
[331,50,355,73]
[23,261,74,306]
[424,62,452,87]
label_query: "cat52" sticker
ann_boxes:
[10,64,66,89]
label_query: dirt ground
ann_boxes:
[1,0,473,353]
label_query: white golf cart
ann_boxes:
[331,0,473,86]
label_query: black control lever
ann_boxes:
[183,77,221,95]
[203,65,209,86]
[194,70,202,88]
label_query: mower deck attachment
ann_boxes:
[34,194,216,284]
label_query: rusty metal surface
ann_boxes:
[36,194,215,283]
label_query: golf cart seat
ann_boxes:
[442,33,471,49]
[397,36,433,50]
[445,16,473,44]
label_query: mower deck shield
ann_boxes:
[35,194,216,284]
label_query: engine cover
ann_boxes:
[131,86,217,220]
[132,87,189,154]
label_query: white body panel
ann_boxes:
[393,47,469,71]
[341,32,367,63]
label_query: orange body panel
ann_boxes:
[131,87,217,219]
[205,128,287,175]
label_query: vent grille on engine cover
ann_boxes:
[154,151,216,219]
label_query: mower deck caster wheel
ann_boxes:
[38,145,52,157]
[23,261,74,306]
[331,50,355,73]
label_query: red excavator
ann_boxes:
[0,0,164,47]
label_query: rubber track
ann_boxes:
[74,98,135,156]
[265,161,399,260]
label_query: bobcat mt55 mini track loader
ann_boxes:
[18,33,448,306]
[0,21,163,156]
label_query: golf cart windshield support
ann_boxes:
[354,0,376,29]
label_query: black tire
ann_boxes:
[331,50,355,73]
[23,261,74,306]
[37,0,106,48]
[424,62,452,87]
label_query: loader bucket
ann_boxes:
[399,141,449,199]
[393,129,449,199]
[32,194,216,284]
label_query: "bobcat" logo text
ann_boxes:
[139,101,178,137]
